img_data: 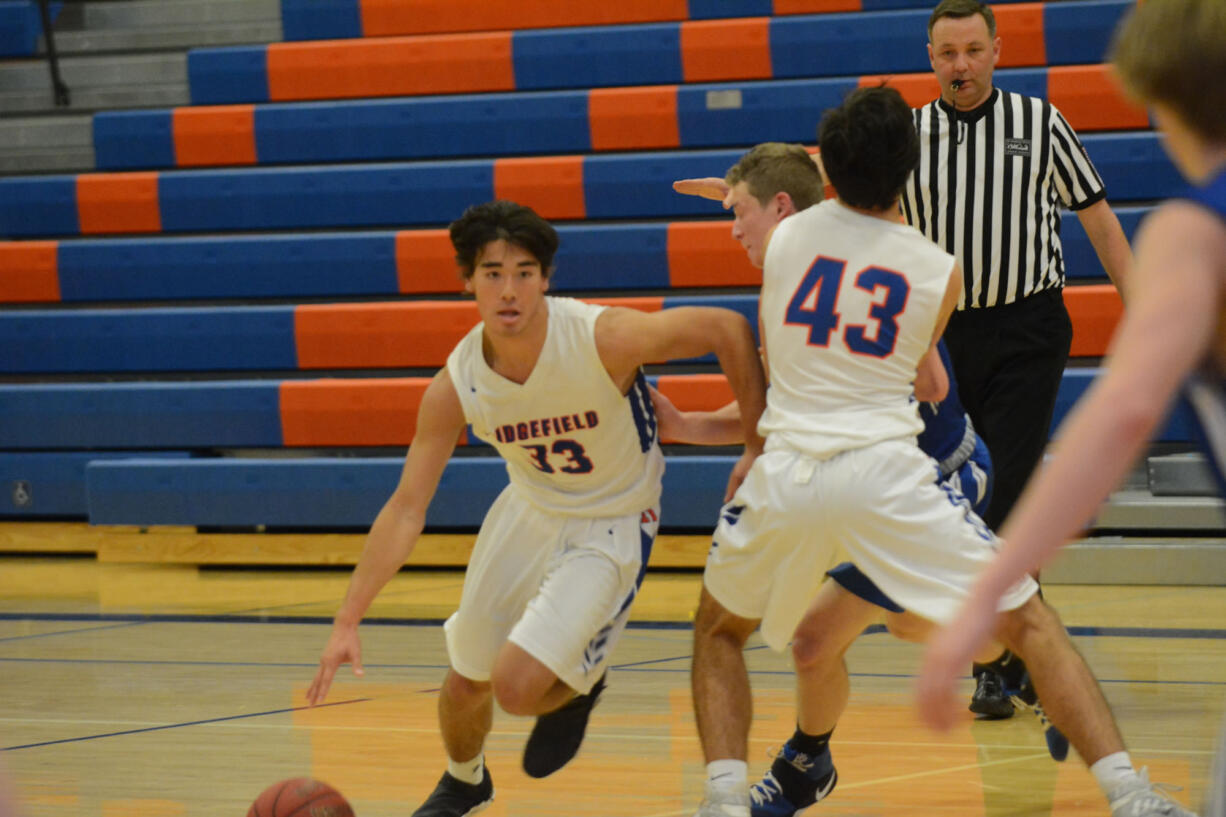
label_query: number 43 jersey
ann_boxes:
[447,296,665,518]
[759,199,957,460]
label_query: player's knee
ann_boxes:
[694,589,755,646]
[790,620,840,669]
[491,671,544,716]
[996,594,1062,656]
[442,668,490,706]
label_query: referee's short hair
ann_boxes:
[724,142,825,212]
[1111,0,1226,143]
[928,0,996,39]
[450,200,559,279]
[818,86,920,211]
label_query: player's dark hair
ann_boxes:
[1111,0,1226,143]
[818,86,920,211]
[449,200,560,279]
[928,0,996,40]
[725,142,825,212]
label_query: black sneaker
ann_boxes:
[521,672,606,778]
[411,770,494,817]
[969,671,1016,719]
[749,742,838,816]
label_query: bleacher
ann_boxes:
[2,0,1222,579]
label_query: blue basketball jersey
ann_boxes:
[1182,168,1226,493]
[916,340,970,464]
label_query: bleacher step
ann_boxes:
[0,52,188,114]
[0,114,94,173]
[1094,489,1226,530]
[1149,452,1218,497]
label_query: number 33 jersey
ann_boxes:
[759,199,957,460]
[447,296,665,518]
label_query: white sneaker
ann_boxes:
[694,782,751,817]
[1109,768,1199,817]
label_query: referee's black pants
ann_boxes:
[942,288,1073,532]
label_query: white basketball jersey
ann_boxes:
[759,199,956,459]
[447,296,664,517]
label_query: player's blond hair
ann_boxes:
[1110,0,1226,143]
[725,143,825,212]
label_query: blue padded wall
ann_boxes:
[0,383,283,448]
[93,111,175,171]
[0,451,191,517]
[157,161,495,232]
[187,45,270,105]
[256,91,591,164]
[512,23,683,90]
[0,175,78,238]
[57,233,400,301]
[0,306,298,373]
[280,0,362,41]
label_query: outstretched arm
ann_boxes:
[597,305,768,497]
[307,370,466,705]
[917,201,1226,730]
[650,386,747,445]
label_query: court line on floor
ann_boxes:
[0,697,370,752]
[3,611,1225,640]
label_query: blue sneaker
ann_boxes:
[1011,671,1070,763]
[749,743,838,817]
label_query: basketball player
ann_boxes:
[664,141,1065,816]
[688,86,1196,817]
[306,200,768,817]
[918,1,1225,811]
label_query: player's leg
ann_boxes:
[748,579,873,817]
[416,489,556,815]
[995,596,1198,816]
[695,450,833,817]
[507,504,659,778]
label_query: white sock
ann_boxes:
[1091,751,1139,798]
[448,752,485,786]
[706,759,748,790]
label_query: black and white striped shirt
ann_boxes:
[900,88,1106,309]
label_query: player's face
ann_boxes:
[725,181,788,269]
[928,14,1000,111]
[465,239,550,337]
[1151,102,1209,183]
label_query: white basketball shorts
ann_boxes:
[444,484,660,694]
[704,439,1037,651]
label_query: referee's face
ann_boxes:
[928,14,1000,111]
[726,181,789,269]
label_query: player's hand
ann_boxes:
[915,598,998,730]
[724,446,759,502]
[672,177,730,204]
[648,385,686,442]
[307,625,364,706]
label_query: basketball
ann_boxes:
[246,778,355,817]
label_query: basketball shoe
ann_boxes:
[412,770,494,817]
[521,672,606,778]
[1108,769,1199,817]
[748,741,838,817]
[695,781,751,817]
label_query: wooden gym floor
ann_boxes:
[1,541,1223,816]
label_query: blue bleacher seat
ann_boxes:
[0,451,191,516]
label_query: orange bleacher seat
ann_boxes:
[994,3,1046,67]
[172,105,258,167]
[667,222,761,288]
[395,229,465,294]
[357,0,688,37]
[0,241,59,303]
[589,86,681,152]
[493,156,586,221]
[266,32,515,102]
[280,378,437,447]
[680,18,773,83]
[76,172,161,235]
[1048,64,1149,131]
[1064,284,1123,357]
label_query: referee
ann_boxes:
[899,0,1133,718]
